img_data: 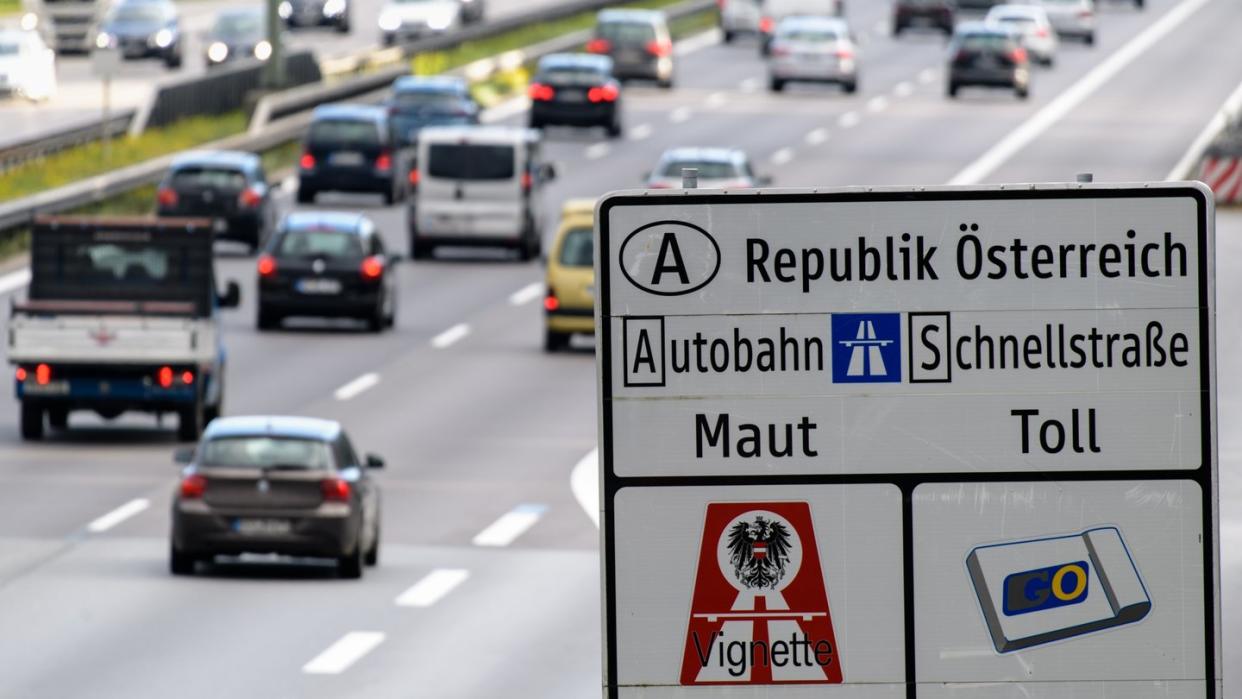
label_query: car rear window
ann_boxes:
[660,160,740,179]
[427,144,516,180]
[778,27,840,41]
[597,21,656,44]
[392,91,465,111]
[959,33,1013,50]
[994,15,1036,26]
[539,67,607,85]
[171,167,247,191]
[201,437,333,470]
[277,229,364,258]
[309,119,381,147]
[558,228,593,267]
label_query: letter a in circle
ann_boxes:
[652,232,690,286]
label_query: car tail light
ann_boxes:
[321,477,351,502]
[646,39,672,57]
[15,367,27,382]
[375,152,392,171]
[1010,47,1028,63]
[179,473,207,499]
[238,187,262,208]
[520,171,533,194]
[1078,9,1093,17]
[760,16,773,33]
[544,288,559,311]
[836,48,854,59]
[157,365,174,388]
[360,255,384,280]
[35,363,50,385]
[157,186,178,207]
[585,38,610,53]
[257,253,277,278]
[299,152,315,169]
[408,168,420,187]
[588,84,619,103]
[181,370,194,385]
[953,49,969,63]
[528,82,555,101]
[1035,26,1048,37]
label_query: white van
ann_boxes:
[408,126,555,260]
[759,0,845,54]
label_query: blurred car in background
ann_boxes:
[892,0,955,37]
[947,21,1030,99]
[720,0,762,43]
[768,15,859,94]
[298,104,409,205]
[587,9,674,89]
[0,28,56,101]
[543,199,595,352]
[92,0,182,68]
[408,126,554,260]
[157,151,275,253]
[256,212,398,331]
[205,7,272,67]
[1037,0,1096,45]
[457,0,484,23]
[985,3,1057,66]
[758,0,844,55]
[528,53,623,137]
[386,75,480,149]
[644,147,772,189]
[170,416,384,579]
[379,0,461,46]
[279,0,350,33]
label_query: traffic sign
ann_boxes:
[595,184,1219,697]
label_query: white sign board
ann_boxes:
[595,184,1219,698]
[91,46,121,79]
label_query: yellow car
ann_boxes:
[544,199,596,352]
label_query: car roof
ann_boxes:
[659,147,748,164]
[217,6,262,18]
[988,4,1046,17]
[170,150,260,170]
[538,52,612,72]
[561,198,597,218]
[419,124,538,145]
[312,103,388,123]
[391,75,469,94]
[778,15,849,31]
[955,20,1017,36]
[598,8,664,24]
[203,415,343,442]
[280,211,369,233]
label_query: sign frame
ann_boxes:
[595,183,1218,698]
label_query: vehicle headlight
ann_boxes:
[154,28,173,48]
[20,12,38,31]
[378,12,400,30]
[254,40,272,60]
[426,13,452,30]
[207,41,228,62]
[323,0,345,16]
[278,1,292,19]
[94,32,114,49]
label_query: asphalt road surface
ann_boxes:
[0,0,1240,695]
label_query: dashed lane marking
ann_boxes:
[805,128,829,146]
[333,372,379,401]
[508,282,543,306]
[585,142,611,159]
[472,503,547,547]
[303,632,385,675]
[629,123,653,141]
[838,111,861,128]
[431,323,470,349]
[86,498,149,533]
[396,569,470,607]
[770,148,794,165]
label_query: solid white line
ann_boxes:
[0,267,31,296]
[670,106,692,123]
[472,503,547,547]
[396,569,470,607]
[333,372,379,401]
[866,96,889,113]
[431,323,470,349]
[570,448,599,528]
[480,97,531,124]
[838,111,861,128]
[805,128,829,146]
[950,0,1212,185]
[629,123,653,141]
[893,81,914,98]
[1167,77,1242,180]
[86,498,149,533]
[770,148,794,165]
[508,282,543,306]
[585,142,611,160]
[302,632,385,675]
[705,92,727,108]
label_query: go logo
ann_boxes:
[1002,561,1089,616]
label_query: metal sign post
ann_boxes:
[262,0,286,90]
[595,183,1220,698]
[91,46,121,161]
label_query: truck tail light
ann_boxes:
[257,254,277,278]
[35,363,50,385]
[360,255,384,280]
[157,365,174,388]
[15,367,27,382]
[321,477,351,502]
[181,370,194,385]
[179,473,207,499]
[157,187,178,207]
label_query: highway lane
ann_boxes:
[0,0,1238,693]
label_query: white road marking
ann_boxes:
[917,68,937,85]
[431,323,470,349]
[480,97,531,124]
[86,498,149,533]
[950,0,1212,185]
[770,148,794,165]
[333,372,379,401]
[508,282,543,306]
[303,632,385,675]
[570,448,599,528]
[585,142,611,160]
[396,569,470,607]
[894,81,914,98]
[670,106,692,122]
[805,128,829,146]
[705,91,727,108]
[472,503,547,547]
[867,96,889,113]
[674,28,723,56]
[739,78,760,93]
[0,267,31,296]
[629,123,653,141]
[838,111,861,128]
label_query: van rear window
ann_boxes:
[558,228,593,268]
[309,119,381,146]
[427,144,515,180]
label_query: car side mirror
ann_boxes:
[365,453,385,469]
[541,163,556,182]
[173,447,195,464]
[219,281,241,309]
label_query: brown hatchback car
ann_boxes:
[170,415,383,579]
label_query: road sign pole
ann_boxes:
[101,75,111,162]
[262,0,286,89]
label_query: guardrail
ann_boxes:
[0,111,136,175]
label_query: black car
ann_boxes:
[587,8,674,88]
[946,22,1030,100]
[156,151,276,252]
[298,104,408,205]
[170,416,383,579]
[458,0,484,23]
[279,0,350,32]
[528,53,623,138]
[386,75,479,149]
[893,0,955,36]
[256,212,399,331]
[204,7,272,68]
[93,0,182,68]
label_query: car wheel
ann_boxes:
[544,328,570,352]
[769,77,785,92]
[528,117,543,130]
[410,236,432,260]
[366,302,385,333]
[338,541,364,579]
[1043,56,1054,68]
[382,187,395,206]
[657,77,674,90]
[947,82,959,98]
[170,545,196,576]
[723,29,736,43]
[336,18,350,33]
[20,403,43,440]
[165,52,181,69]
[296,186,315,204]
[364,524,379,566]
[606,119,623,139]
[1015,85,1030,100]
[48,408,68,430]
[384,294,396,328]
[257,306,280,330]
[892,23,903,37]
[843,79,858,94]
[178,402,204,442]
[382,33,395,47]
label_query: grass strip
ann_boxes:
[0,0,20,17]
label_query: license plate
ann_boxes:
[559,91,585,103]
[329,151,364,166]
[234,518,292,535]
[296,278,342,294]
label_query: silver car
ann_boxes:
[644,147,772,190]
[986,4,1058,66]
[1037,0,1096,45]
[767,16,858,93]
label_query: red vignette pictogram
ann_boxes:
[680,501,843,685]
